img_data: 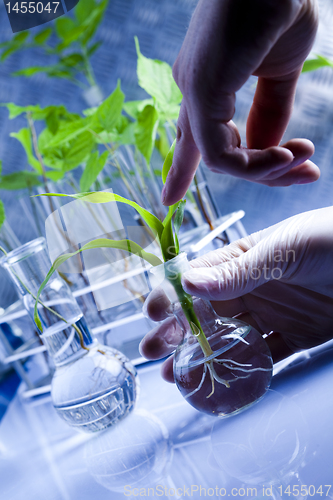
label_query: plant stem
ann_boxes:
[193,175,214,231]
[167,271,213,358]
[82,46,97,87]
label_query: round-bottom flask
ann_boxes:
[173,299,272,417]
[151,253,273,417]
[41,316,139,432]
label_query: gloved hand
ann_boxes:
[162,0,320,206]
[140,207,333,382]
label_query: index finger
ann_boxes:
[161,102,201,206]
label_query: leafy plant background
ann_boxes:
[0,0,333,309]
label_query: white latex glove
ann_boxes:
[140,207,333,382]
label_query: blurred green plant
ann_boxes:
[302,54,333,73]
[0,0,108,89]
[0,38,182,199]
[0,163,5,231]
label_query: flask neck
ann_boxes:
[151,253,216,358]
[152,252,215,315]
[0,238,52,296]
[40,316,94,366]
[1,237,83,330]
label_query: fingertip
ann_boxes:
[295,162,320,184]
[138,328,163,359]
[182,268,217,299]
[267,146,294,166]
[144,287,172,322]
[281,138,315,159]
[161,356,175,383]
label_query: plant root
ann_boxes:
[183,355,271,400]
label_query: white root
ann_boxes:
[184,354,270,400]
[221,363,272,373]
[213,358,252,367]
[184,362,207,399]
[208,362,230,390]
[206,363,216,398]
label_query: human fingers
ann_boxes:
[161,102,201,206]
[257,138,319,185]
[144,236,259,322]
[160,355,175,383]
[233,311,297,363]
[139,316,183,360]
[145,284,248,322]
[181,233,284,301]
[169,0,317,190]
[143,286,172,322]
[246,72,302,150]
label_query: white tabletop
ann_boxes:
[1,342,333,500]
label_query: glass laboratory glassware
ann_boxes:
[0,237,86,332]
[151,253,273,417]
[41,315,138,432]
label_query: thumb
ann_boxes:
[182,237,286,300]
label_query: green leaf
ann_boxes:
[117,121,136,145]
[83,106,98,117]
[162,138,176,184]
[80,151,108,192]
[75,0,96,23]
[155,125,171,161]
[34,28,52,45]
[173,199,186,254]
[34,236,162,331]
[0,171,41,190]
[134,104,159,163]
[14,32,29,44]
[302,54,333,72]
[13,64,77,81]
[1,46,19,62]
[56,25,87,51]
[44,67,75,80]
[44,170,65,182]
[35,191,164,240]
[0,32,30,61]
[135,37,182,107]
[55,17,77,40]
[1,103,75,123]
[45,109,60,134]
[41,117,91,148]
[0,199,5,231]
[1,102,40,119]
[158,103,180,122]
[46,131,95,172]
[13,66,49,77]
[10,129,42,173]
[93,80,124,132]
[123,99,154,119]
[87,41,102,57]
[80,0,109,46]
[60,53,85,67]
[160,202,180,261]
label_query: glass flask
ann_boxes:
[151,253,273,417]
[0,237,86,332]
[41,315,138,432]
